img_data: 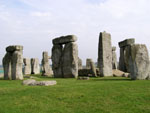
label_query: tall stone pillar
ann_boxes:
[78,57,82,70]
[41,51,53,77]
[51,44,63,78]
[31,58,40,74]
[23,58,31,75]
[3,45,23,80]
[98,31,112,77]
[62,42,78,78]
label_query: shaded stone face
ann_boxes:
[86,59,97,77]
[3,45,23,80]
[41,51,53,77]
[23,58,31,75]
[31,58,40,74]
[112,46,117,69]
[129,44,150,80]
[53,35,77,45]
[51,44,63,78]
[98,31,112,77]
[62,42,78,78]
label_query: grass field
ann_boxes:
[0,75,150,113]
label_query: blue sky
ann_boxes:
[0,0,150,64]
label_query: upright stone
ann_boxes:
[112,47,117,69]
[3,45,23,80]
[78,57,82,70]
[98,31,112,76]
[62,42,78,78]
[129,44,150,80]
[23,58,31,75]
[86,59,97,77]
[51,45,63,78]
[41,51,53,77]
[31,58,40,74]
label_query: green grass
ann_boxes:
[0,75,150,113]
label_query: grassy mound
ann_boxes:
[0,75,150,113]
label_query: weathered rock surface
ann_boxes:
[53,35,77,45]
[51,44,63,78]
[3,45,23,80]
[31,58,40,74]
[23,79,57,86]
[98,31,112,76]
[129,44,150,80]
[112,47,117,69]
[62,42,78,78]
[41,52,53,77]
[23,58,31,75]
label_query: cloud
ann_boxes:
[0,0,150,65]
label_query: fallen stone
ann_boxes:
[77,77,90,80]
[23,79,57,86]
[113,69,130,77]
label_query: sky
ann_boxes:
[0,0,150,65]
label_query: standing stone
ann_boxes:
[86,59,97,77]
[3,45,23,80]
[51,44,63,78]
[128,44,150,80]
[98,31,112,76]
[31,58,40,74]
[62,42,78,78]
[41,51,53,77]
[112,47,117,69]
[23,58,31,75]
[78,57,82,70]
[118,38,135,72]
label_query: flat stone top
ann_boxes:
[112,46,116,51]
[119,38,135,48]
[6,45,23,52]
[53,35,77,45]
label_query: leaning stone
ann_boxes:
[31,58,40,74]
[86,59,97,77]
[119,38,135,48]
[23,58,31,75]
[112,46,117,69]
[62,42,78,78]
[78,57,83,70]
[129,44,150,80]
[98,31,112,76]
[53,35,77,45]
[51,44,63,78]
